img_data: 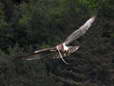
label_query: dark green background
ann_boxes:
[0,0,113,86]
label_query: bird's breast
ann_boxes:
[63,43,69,51]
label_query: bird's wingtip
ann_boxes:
[91,16,96,21]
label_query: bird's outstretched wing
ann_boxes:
[64,16,96,45]
[14,47,57,61]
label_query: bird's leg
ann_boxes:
[56,47,68,64]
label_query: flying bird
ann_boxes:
[17,16,96,64]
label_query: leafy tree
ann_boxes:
[0,0,113,86]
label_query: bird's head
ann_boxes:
[56,43,64,51]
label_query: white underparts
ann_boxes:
[63,43,69,51]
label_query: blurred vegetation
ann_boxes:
[0,0,113,86]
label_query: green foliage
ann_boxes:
[0,0,113,86]
[18,2,32,26]
[0,5,9,29]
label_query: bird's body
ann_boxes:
[63,43,69,51]
[56,43,69,52]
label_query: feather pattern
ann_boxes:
[64,16,96,45]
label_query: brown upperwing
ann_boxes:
[14,47,57,61]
